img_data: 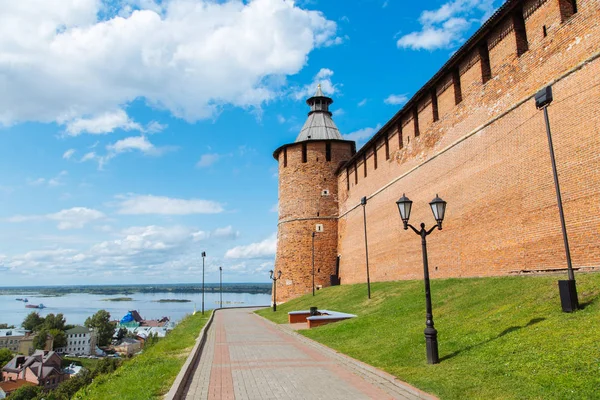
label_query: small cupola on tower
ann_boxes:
[295,84,343,142]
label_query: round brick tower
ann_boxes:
[273,86,355,303]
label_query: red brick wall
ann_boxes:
[335,0,600,285]
[275,140,354,302]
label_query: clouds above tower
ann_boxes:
[0,0,341,132]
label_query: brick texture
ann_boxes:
[275,141,354,302]
[275,0,600,301]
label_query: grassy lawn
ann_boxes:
[256,273,600,400]
[74,311,211,400]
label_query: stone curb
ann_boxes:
[256,311,439,400]
[164,305,270,400]
[164,310,216,400]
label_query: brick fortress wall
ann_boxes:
[336,0,600,285]
[275,140,354,302]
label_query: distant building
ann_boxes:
[56,326,97,356]
[62,363,83,377]
[18,333,53,356]
[118,310,172,329]
[1,350,67,389]
[113,338,141,356]
[0,329,29,353]
[0,379,35,398]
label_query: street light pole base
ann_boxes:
[558,280,579,312]
[424,327,439,364]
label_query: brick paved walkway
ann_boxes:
[182,308,435,400]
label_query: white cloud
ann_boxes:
[196,153,220,168]
[107,136,162,155]
[1,224,246,280]
[63,149,76,160]
[358,98,367,107]
[396,0,496,50]
[332,108,345,117]
[115,194,224,215]
[65,110,142,136]
[79,135,171,168]
[342,123,382,145]
[212,225,240,240]
[8,206,105,230]
[277,115,286,124]
[292,68,338,100]
[270,202,278,213]
[384,94,409,105]
[0,0,340,130]
[27,171,68,187]
[224,233,277,259]
[49,207,105,229]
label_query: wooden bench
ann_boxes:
[288,309,356,328]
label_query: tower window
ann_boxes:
[363,154,367,177]
[479,42,492,83]
[559,0,577,21]
[512,8,528,56]
[413,108,420,137]
[326,143,331,161]
[431,90,439,122]
[283,148,287,167]
[385,135,390,160]
[302,143,307,163]
[346,168,350,191]
[398,121,404,149]
[354,163,358,184]
[453,69,462,105]
[373,145,378,170]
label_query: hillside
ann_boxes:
[74,311,211,399]
[257,273,600,399]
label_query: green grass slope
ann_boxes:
[257,274,600,400]
[74,312,211,400]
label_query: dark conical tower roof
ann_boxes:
[295,84,343,142]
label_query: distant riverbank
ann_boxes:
[0,283,271,296]
[0,286,271,327]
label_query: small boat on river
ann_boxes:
[25,303,45,309]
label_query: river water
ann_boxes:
[0,291,271,327]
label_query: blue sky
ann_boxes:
[0,0,500,286]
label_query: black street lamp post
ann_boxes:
[361,196,372,299]
[219,266,223,308]
[396,193,447,365]
[535,86,579,312]
[269,270,282,312]
[201,251,206,315]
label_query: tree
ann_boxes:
[0,348,13,367]
[44,313,66,331]
[0,323,15,329]
[22,312,45,331]
[115,327,128,342]
[49,329,67,350]
[33,329,49,350]
[84,310,115,347]
[8,384,41,400]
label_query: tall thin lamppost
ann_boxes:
[535,86,579,312]
[311,232,316,296]
[201,251,206,315]
[219,267,223,308]
[396,193,447,365]
[361,196,372,299]
[269,270,282,312]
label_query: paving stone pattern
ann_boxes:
[183,308,435,400]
